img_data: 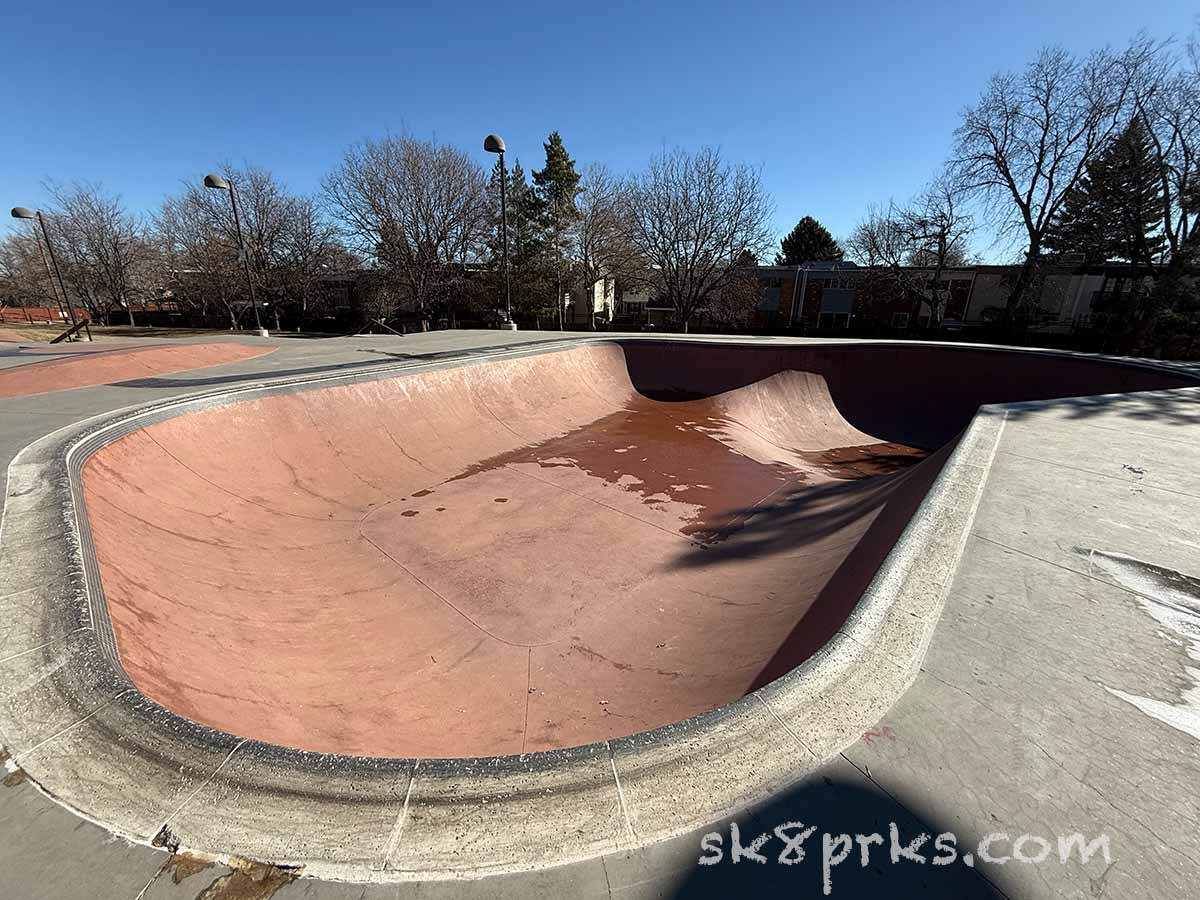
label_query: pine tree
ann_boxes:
[775,216,843,265]
[532,132,582,328]
[488,159,555,322]
[1046,119,1164,265]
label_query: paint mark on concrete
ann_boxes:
[1079,547,1200,742]
[0,748,26,787]
[861,724,897,746]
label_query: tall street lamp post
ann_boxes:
[11,207,89,340]
[483,134,516,330]
[203,174,267,336]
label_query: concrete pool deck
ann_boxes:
[1,331,1199,898]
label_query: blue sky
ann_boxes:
[4,1,1197,260]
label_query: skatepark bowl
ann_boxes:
[77,340,1194,760]
[4,337,1198,881]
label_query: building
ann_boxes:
[750,259,1157,333]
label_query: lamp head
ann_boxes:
[483,134,506,154]
[11,207,36,219]
[203,174,231,191]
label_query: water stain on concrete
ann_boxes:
[447,397,923,544]
[193,859,299,900]
[166,851,214,884]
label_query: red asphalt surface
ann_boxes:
[83,342,947,758]
[0,343,275,398]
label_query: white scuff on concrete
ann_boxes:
[1084,548,1200,742]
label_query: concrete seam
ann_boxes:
[837,751,1016,900]
[1070,417,1200,448]
[972,531,1193,614]
[606,741,637,844]
[379,760,418,871]
[521,648,533,754]
[755,692,817,759]
[997,447,1200,500]
[129,854,174,900]
[358,530,548,648]
[159,738,246,829]
[0,582,52,604]
[0,625,91,664]
[503,462,703,548]
[17,687,133,759]
[144,430,357,523]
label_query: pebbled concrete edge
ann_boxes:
[0,339,1134,883]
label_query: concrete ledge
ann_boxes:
[0,338,1179,883]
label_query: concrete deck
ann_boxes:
[1,331,1199,898]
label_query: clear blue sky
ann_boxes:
[4,1,1196,259]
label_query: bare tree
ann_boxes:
[1123,34,1200,263]
[323,135,490,326]
[953,46,1130,319]
[0,229,59,309]
[899,177,975,325]
[43,182,153,325]
[158,182,253,328]
[626,147,773,332]
[845,202,910,269]
[707,262,761,329]
[845,202,925,323]
[157,165,341,329]
[571,164,647,330]
[277,195,345,330]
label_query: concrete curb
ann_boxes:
[0,337,1182,883]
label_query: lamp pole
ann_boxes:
[11,207,88,339]
[33,234,66,319]
[483,134,515,329]
[204,174,266,335]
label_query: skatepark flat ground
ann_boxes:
[1,330,1200,899]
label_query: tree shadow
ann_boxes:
[1001,387,1200,429]
[665,441,953,690]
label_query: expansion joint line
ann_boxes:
[378,760,419,871]
[18,688,134,759]
[606,741,637,844]
[158,738,247,832]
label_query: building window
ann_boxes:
[892,312,909,329]
[817,312,849,330]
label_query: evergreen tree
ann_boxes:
[1046,119,1164,266]
[488,159,555,322]
[775,216,843,265]
[532,132,582,328]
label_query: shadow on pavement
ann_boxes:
[646,772,1015,899]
